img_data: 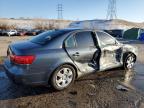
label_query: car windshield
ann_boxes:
[30,30,71,44]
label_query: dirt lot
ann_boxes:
[0,36,144,108]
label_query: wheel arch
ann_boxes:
[48,62,78,84]
[61,63,78,78]
[122,51,137,63]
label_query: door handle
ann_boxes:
[72,52,80,57]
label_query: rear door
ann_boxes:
[65,30,98,72]
[96,31,122,70]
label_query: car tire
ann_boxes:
[51,65,76,90]
[123,53,136,70]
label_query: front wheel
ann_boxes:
[123,53,136,70]
[51,65,76,90]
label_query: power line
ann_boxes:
[57,4,63,20]
[106,0,117,20]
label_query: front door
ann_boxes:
[65,31,98,73]
[96,31,122,70]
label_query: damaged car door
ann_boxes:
[64,31,98,73]
[96,31,122,70]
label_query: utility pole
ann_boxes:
[57,4,63,20]
[106,0,117,20]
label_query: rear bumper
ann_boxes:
[4,59,48,86]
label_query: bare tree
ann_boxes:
[0,23,9,30]
[9,23,17,30]
[0,19,17,30]
[34,19,55,30]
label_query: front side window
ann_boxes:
[74,31,95,47]
[96,32,116,46]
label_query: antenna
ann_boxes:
[107,0,117,20]
[57,4,63,20]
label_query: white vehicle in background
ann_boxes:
[7,30,17,36]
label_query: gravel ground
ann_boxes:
[0,71,144,108]
[0,36,144,108]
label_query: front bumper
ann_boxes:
[4,59,48,86]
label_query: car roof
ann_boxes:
[60,28,100,32]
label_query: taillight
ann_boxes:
[10,55,35,65]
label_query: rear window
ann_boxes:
[30,30,70,44]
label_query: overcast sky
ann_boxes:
[0,0,144,22]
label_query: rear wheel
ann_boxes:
[123,53,136,70]
[51,65,76,90]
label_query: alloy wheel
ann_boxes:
[55,68,73,88]
[126,55,135,69]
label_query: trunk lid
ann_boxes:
[8,40,42,56]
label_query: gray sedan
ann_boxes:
[4,29,137,90]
